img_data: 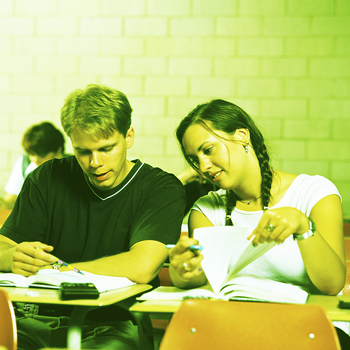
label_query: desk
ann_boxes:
[3,284,152,350]
[129,294,350,322]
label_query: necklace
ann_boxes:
[236,195,262,205]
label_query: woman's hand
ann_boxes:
[168,236,206,288]
[248,207,309,246]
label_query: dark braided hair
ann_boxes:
[176,99,273,226]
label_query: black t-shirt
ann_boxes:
[1,156,186,269]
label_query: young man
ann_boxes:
[0,121,65,209]
[0,85,186,349]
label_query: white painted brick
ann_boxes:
[262,58,307,77]
[238,38,283,56]
[145,77,187,96]
[168,97,206,117]
[261,99,307,118]
[1,95,32,113]
[333,120,350,140]
[102,0,145,16]
[1,115,10,133]
[37,18,77,36]
[0,38,11,54]
[146,38,191,56]
[14,37,55,55]
[336,38,350,55]
[332,162,350,181]
[256,119,282,139]
[144,117,180,135]
[0,151,9,171]
[171,18,214,36]
[125,18,167,36]
[99,77,144,96]
[191,78,234,97]
[36,56,77,75]
[308,141,350,160]
[286,79,350,98]
[130,135,164,155]
[238,79,282,97]
[101,38,144,55]
[165,136,182,156]
[0,56,34,74]
[33,95,65,114]
[56,76,102,94]
[312,17,350,35]
[310,99,350,119]
[286,38,334,56]
[169,58,212,76]
[284,120,330,139]
[217,18,261,36]
[58,0,101,16]
[0,18,34,35]
[283,160,329,177]
[336,0,350,14]
[143,155,185,176]
[0,76,10,93]
[80,56,121,75]
[130,97,165,116]
[124,57,167,76]
[264,17,309,36]
[311,59,350,77]
[190,38,236,57]
[287,0,333,14]
[0,0,12,15]
[11,114,58,134]
[15,0,58,16]
[81,18,122,36]
[193,0,237,15]
[271,140,306,160]
[0,132,22,151]
[148,0,190,15]
[214,58,259,77]
[57,37,99,55]
[13,75,55,94]
[240,0,284,15]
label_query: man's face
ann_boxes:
[71,128,134,191]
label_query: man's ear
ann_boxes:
[126,127,135,149]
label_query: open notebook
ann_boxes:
[139,226,308,304]
[0,269,135,292]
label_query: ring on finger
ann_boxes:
[183,262,191,272]
[265,223,275,232]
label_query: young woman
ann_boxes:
[168,99,349,345]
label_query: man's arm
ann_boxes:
[0,235,56,276]
[69,240,169,284]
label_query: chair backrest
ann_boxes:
[159,299,341,350]
[0,209,12,228]
[0,288,17,350]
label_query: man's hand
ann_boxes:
[9,242,56,276]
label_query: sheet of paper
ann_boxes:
[194,226,277,295]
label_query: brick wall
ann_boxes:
[1,0,349,216]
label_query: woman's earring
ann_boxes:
[244,145,249,153]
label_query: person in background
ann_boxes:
[168,99,350,348]
[0,84,186,350]
[0,122,65,209]
[177,167,216,216]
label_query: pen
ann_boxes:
[166,244,203,251]
[35,247,84,275]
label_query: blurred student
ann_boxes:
[0,122,65,209]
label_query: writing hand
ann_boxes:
[10,242,56,276]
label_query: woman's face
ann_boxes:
[182,123,249,191]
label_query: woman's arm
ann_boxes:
[169,210,212,289]
[250,194,346,295]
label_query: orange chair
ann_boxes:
[0,288,17,350]
[0,209,11,228]
[159,299,341,350]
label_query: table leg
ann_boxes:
[67,306,93,350]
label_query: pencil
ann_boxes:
[165,244,203,251]
[35,247,84,275]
